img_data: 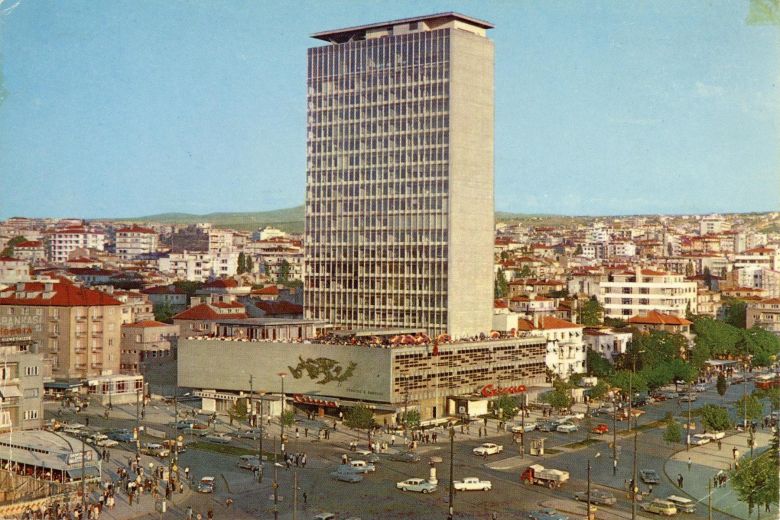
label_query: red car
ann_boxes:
[592,424,609,435]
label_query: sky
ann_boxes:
[0,1,778,219]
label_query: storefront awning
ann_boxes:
[0,386,22,398]
[44,381,82,390]
[66,466,100,480]
[292,394,339,408]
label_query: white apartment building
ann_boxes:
[0,257,30,284]
[12,241,45,264]
[305,13,495,337]
[115,225,159,260]
[519,316,586,380]
[158,251,239,282]
[746,298,780,337]
[46,226,105,264]
[607,241,636,258]
[731,266,780,299]
[732,247,779,272]
[583,327,632,364]
[700,215,728,235]
[257,227,287,241]
[599,267,697,319]
[208,229,234,254]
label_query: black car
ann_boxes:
[389,451,421,463]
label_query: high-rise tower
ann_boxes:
[305,13,494,338]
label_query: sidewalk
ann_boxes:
[664,430,775,520]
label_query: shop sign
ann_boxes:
[480,384,526,398]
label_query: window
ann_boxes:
[25,366,39,376]
[24,409,40,420]
[23,388,39,398]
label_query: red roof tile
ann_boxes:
[203,278,239,289]
[172,303,247,321]
[627,311,691,326]
[116,225,157,234]
[255,301,303,316]
[252,285,280,296]
[122,320,173,328]
[517,316,581,331]
[15,241,42,248]
[0,283,121,307]
[142,285,187,295]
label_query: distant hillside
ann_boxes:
[115,205,305,233]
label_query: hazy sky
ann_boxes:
[1,1,778,218]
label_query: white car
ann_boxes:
[556,423,578,433]
[396,478,437,493]
[453,477,492,491]
[703,431,725,440]
[511,423,537,433]
[693,383,707,392]
[690,434,711,446]
[473,443,503,456]
[348,460,376,473]
[96,438,119,447]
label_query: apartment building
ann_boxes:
[599,268,697,319]
[46,226,105,264]
[0,280,122,381]
[141,285,189,312]
[732,247,778,272]
[746,298,780,337]
[305,13,495,337]
[518,316,586,380]
[583,327,632,364]
[12,241,45,264]
[0,257,29,284]
[0,336,44,432]
[115,225,159,260]
[158,251,239,281]
[120,320,179,373]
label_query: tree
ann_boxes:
[699,404,731,432]
[588,380,609,401]
[729,452,779,517]
[277,260,291,283]
[153,302,175,324]
[586,350,614,378]
[0,235,27,258]
[543,388,573,411]
[173,280,204,298]
[724,298,748,329]
[735,395,763,426]
[574,244,583,255]
[401,409,421,431]
[716,373,728,402]
[609,370,648,397]
[237,252,247,274]
[494,268,509,298]
[245,255,254,273]
[493,394,519,421]
[663,415,682,445]
[703,267,713,290]
[344,404,376,445]
[753,387,780,411]
[280,409,296,428]
[580,297,604,326]
[516,265,534,278]
[227,398,247,426]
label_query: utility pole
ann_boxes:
[136,387,141,458]
[81,409,86,516]
[631,426,638,520]
[249,375,253,427]
[687,379,692,451]
[520,394,526,458]
[448,426,455,520]
[273,435,279,520]
[278,372,286,454]
[292,433,298,520]
[258,393,264,483]
[612,395,617,475]
[708,478,712,520]
[587,459,592,520]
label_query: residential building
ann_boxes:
[699,215,728,235]
[518,316,586,380]
[158,251,239,281]
[627,311,693,334]
[120,320,179,373]
[696,289,722,318]
[732,247,779,272]
[141,285,189,312]
[583,327,632,364]
[0,279,122,381]
[0,336,44,432]
[256,226,287,241]
[305,13,495,338]
[598,267,697,319]
[746,298,780,337]
[172,297,248,337]
[0,257,30,284]
[46,226,105,264]
[12,241,45,264]
[115,225,159,260]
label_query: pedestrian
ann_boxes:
[391,434,395,446]
[492,513,497,520]
[717,439,722,451]
[225,497,233,509]
[687,457,692,471]
[184,467,190,481]
[677,474,684,489]
[186,506,193,520]
[305,427,308,438]
[302,453,307,468]
[303,491,308,505]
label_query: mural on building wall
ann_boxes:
[288,356,357,385]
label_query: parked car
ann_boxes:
[174,420,195,430]
[641,499,677,516]
[197,476,215,493]
[693,383,707,392]
[662,391,679,400]
[473,443,503,456]
[205,433,232,444]
[640,469,660,484]
[596,404,616,415]
[453,477,492,491]
[511,422,536,433]
[536,422,556,432]
[528,508,569,520]
[389,451,420,463]
[632,395,652,407]
[556,423,578,433]
[690,434,711,446]
[236,428,267,440]
[574,489,616,505]
[95,438,119,448]
[592,424,609,435]
[364,453,381,464]
[313,514,337,520]
[396,478,437,493]
[702,431,725,441]
[679,394,697,403]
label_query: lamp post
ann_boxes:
[631,418,638,520]
[612,393,617,475]
[278,372,287,454]
[273,435,279,520]
[447,425,455,520]
[81,408,86,516]
[258,392,265,483]
[587,452,600,520]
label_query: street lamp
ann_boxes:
[278,372,287,454]
[587,452,601,520]
[447,425,455,520]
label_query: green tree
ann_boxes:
[493,394,519,421]
[401,409,421,431]
[494,268,509,298]
[729,452,779,517]
[735,395,763,426]
[543,388,573,411]
[574,244,583,255]
[580,297,604,326]
[588,380,609,401]
[153,302,175,324]
[227,398,247,426]
[586,349,614,378]
[699,404,731,432]
[753,387,780,411]
[516,265,534,278]
[280,409,296,428]
[0,235,27,258]
[245,255,254,273]
[237,252,247,274]
[173,280,204,298]
[724,298,748,329]
[716,373,728,403]
[663,415,682,445]
[344,404,376,445]
[277,260,291,283]
[609,370,648,397]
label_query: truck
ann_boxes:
[453,477,492,491]
[521,464,570,489]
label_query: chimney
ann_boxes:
[533,313,539,329]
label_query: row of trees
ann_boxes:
[236,252,255,274]
[692,316,780,367]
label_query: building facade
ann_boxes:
[120,320,179,373]
[598,268,697,319]
[0,280,122,381]
[46,226,105,264]
[746,298,780,337]
[304,13,495,338]
[0,336,44,432]
[115,225,159,260]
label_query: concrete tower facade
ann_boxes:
[304,13,494,338]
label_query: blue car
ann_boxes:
[529,508,569,520]
[107,429,134,443]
